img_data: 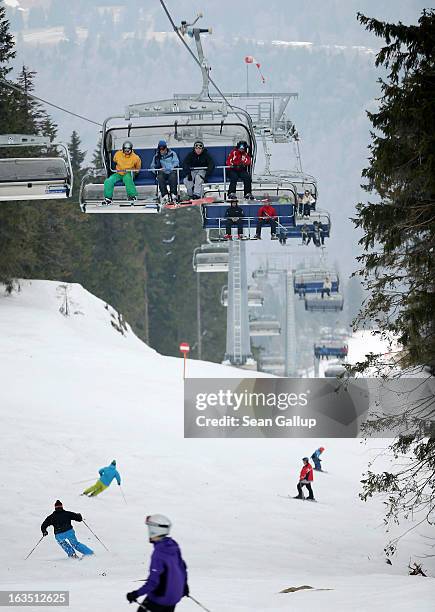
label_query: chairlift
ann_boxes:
[80,99,256,213]
[260,355,285,371]
[314,339,348,359]
[294,268,339,295]
[252,267,268,279]
[0,134,72,201]
[305,292,344,312]
[221,285,264,307]
[324,364,347,378]
[249,316,281,336]
[193,243,229,272]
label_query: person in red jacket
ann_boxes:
[294,457,315,500]
[254,198,278,239]
[226,140,254,200]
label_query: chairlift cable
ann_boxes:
[0,77,102,127]
[158,0,235,109]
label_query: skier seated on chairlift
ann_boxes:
[294,457,315,500]
[311,446,325,471]
[182,141,214,200]
[303,221,325,247]
[150,140,179,203]
[321,276,332,298]
[103,140,141,206]
[254,197,278,240]
[300,189,315,217]
[298,282,306,299]
[224,198,244,240]
[226,140,255,200]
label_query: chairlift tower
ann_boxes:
[223,240,255,369]
[251,258,298,376]
[284,270,298,376]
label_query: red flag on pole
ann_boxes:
[244,56,265,83]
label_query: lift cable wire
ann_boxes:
[0,77,102,127]
[158,0,235,110]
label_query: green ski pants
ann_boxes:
[103,172,138,198]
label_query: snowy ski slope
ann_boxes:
[0,280,433,611]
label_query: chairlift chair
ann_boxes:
[193,243,229,272]
[294,268,339,294]
[80,98,256,213]
[249,316,281,336]
[305,292,344,312]
[0,134,72,201]
[221,285,264,307]
[314,339,348,359]
[324,364,347,378]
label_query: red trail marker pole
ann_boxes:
[179,342,190,380]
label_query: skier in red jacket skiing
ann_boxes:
[226,141,254,200]
[254,199,278,239]
[294,457,315,500]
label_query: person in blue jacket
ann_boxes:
[150,140,180,202]
[82,460,121,497]
[126,514,189,611]
[311,447,325,471]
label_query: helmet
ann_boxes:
[111,460,116,466]
[145,514,171,539]
[319,447,325,452]
[302,457,309,462]
[237,140,248,151]
[158,140,167,148]
[122,140,133,153]
[193,140,204,149]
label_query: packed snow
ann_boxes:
[0,280,433,611]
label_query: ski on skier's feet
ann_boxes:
[278,494,318,502]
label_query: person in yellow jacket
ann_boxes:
[103,140,141,205]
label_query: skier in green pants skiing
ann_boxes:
[102,141,141,205]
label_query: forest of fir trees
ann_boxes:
[0,5,226,362]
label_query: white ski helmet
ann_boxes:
[145,514,172,539]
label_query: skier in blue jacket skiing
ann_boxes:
[126,514,189,611]
[82,460,121,497]
[311,447,325,471]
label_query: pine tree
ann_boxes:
[0,4,16,128]
[352,9,435,375]
[67,130,87,200]
[354,9,435,558]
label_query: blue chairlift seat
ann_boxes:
[295,280,339,293]
[202,202,295,232]
[110,145,239,186]
[294,270,339,294]
[314,341,348,358]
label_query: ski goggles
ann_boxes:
[123,147,132,153]
[194,142,204,149]
[145,516,169,528]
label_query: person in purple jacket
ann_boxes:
[126,514,189,612]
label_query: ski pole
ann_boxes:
[73,479,94,485]
[263,210,288,239]
[189,595,212,612]
[25,535,44,560]
[119,485,127,505]
[133,601,147,610]
[82,519,110,552]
